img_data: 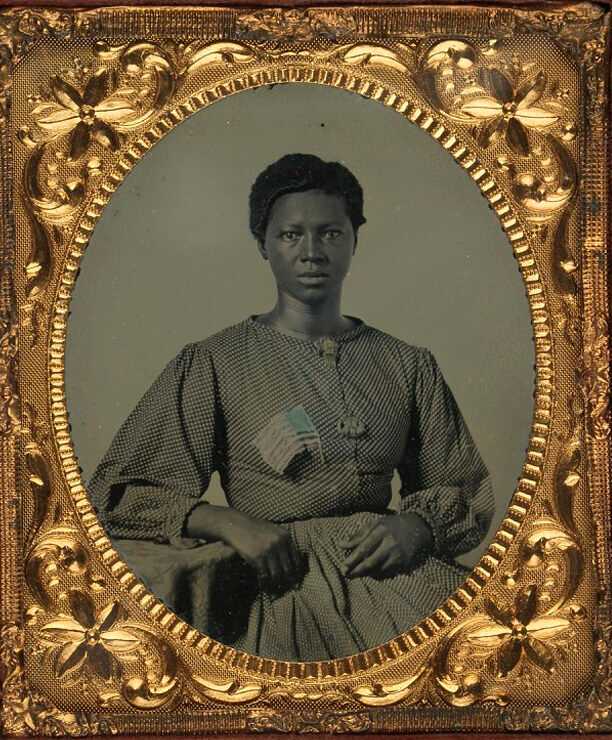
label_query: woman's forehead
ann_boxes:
[268,189,349,224]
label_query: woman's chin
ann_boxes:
[290,281,340,304]
[295,288,332,305]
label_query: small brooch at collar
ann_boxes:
[317,337,338,368]
[336,414,367,439]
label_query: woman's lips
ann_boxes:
[298,273,329,284]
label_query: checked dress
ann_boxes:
[88,317,494,661]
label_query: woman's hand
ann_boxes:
[342,513,434,579]
[225,515,304,593]
[185,503,303,592]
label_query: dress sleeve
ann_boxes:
[87,343,220,543]
[397,348,494,558]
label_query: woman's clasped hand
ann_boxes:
[341,512,434,578]
[224,515,305,593]
[186,503,305,593]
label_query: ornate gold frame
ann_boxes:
[0,2,610,735]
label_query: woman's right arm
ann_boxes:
[185,504,304,591]
[88,343,220,543]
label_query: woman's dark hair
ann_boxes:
[249,153,367,242]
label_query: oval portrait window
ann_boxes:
[66,83,534,662]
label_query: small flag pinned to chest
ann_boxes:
[254,406,322,474]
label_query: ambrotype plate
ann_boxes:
[0,2,610,735]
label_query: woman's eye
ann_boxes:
[323,229,342,240]
[280,231,300,241]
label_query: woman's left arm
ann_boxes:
[396,348,494,559]
[344,348,494,579]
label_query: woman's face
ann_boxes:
[259,189,356,306]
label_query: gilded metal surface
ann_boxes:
[236,8,358,42]
[0,2,609,735]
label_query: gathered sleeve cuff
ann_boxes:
[398,348,494,559]
[88,343,221,544]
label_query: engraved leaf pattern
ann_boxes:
[191,677,263,704]
[25,445,52,540]
[461,97,502,119]
[506,117,530,156]
[30,104,78,135]
[424,40,475,70]
[97,601,121,631]
[68,589,95,628]
[32,69,137,159]
[55,641,87,678]
[515,71,546,109]
[484,68,514,103]
[526,616,570,641]
[91,121,120,150]
[515,584,538,624]
[497,637,522,677]
[185,42,255,75]
[50,75,81,110]
[39,591,140,680]
[343,44,408,73]
[42,619,86,640]
[69,125,90,160]
[25,554,52,610]
[553,441,581,530]
[514,108,559,127]
[352,666,426,706]
[523,637,555,674]
[476,116,505,147]
[94,96,137,122]
[82,68,109,106]
[88,643,118,680]
[467,585,571,679]
[460,66,560,156]
[467,622,510,647]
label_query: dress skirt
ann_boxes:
[115,510,469,661]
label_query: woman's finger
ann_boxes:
[339,522,376,549]
[287,542,304,580]
[256,560,271,590]
[349,536,398,577]
[377,547,403,576]
[277,543,298,586]
[264,551,284,591]
[347,540,391,578]
[344,525,385,572]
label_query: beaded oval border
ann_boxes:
[48,63,552,681]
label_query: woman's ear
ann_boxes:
[257,239,268,260]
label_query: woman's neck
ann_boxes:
[259,296,355,340]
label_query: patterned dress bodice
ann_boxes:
[212,318,412,521]
[89,317,493,560]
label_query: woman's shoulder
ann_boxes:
[177,320,251,360]
[361,329,444,399]
[360,326,443,388]
[362,325,434,363]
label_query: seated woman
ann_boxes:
[88,153,494,662]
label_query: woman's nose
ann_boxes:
[300,233,325,261]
